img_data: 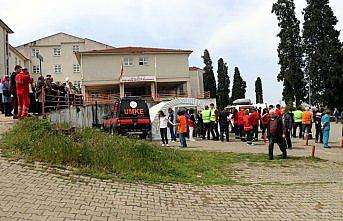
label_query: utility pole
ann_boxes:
[308,75,311,106]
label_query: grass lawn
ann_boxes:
[0,118,320,185]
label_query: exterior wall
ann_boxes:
[8,47,28,73]
[15,33,111,83]
[81,53,190,84]
[0,27,6,76]
[189,69,204,98]
[0,27,9,76]
[84,39,112,51]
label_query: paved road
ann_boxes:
[0,116,342,220]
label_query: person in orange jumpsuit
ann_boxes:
[177,110,188,148]
[15,68,33,119]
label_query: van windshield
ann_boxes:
[119,100,149,118]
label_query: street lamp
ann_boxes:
[36,53,43,77]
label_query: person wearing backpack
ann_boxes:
[267,109,287,160]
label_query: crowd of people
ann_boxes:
[0,65,82,119]
[158,103,340,160]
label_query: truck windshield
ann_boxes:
[119,100,149,118]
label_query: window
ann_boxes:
[32,65,40,74]
[123,57,133,66]
[32,48,39,57]
[74,81,81,87]
[19,60,21,66]
[53,48,61,56]
[73,64,80,73]
[72,45,80,53]
[54,64,62,73]
[15,57,18,65]
[139,57,148,65]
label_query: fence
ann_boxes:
[41,87,83,114]
[41,87,211,114]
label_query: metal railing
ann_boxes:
[41,87,83,114]
[41,89,211,113]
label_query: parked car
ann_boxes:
[103,96,151,139]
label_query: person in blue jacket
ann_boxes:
[321,110,331,148]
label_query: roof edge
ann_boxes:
[0,19,14,33]
[9,44,29,60]
[78,46,193,55]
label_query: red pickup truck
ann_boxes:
[103,97,151,139]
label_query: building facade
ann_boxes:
[15,32,113,85]
[0,19,13,76]
[189,67,205,98]
[8,45,29,73]
[76,47,205,101]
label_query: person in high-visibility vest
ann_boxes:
[210,103,219,140]
[293,107,303,138]
[201,106,212,140]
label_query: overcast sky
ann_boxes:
[1,0,342,104]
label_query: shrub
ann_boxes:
[1,118,313,184]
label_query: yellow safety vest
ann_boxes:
[202,110,211,123]
[210,109,216,122]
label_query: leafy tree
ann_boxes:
[302,0,342,108]
[217,58,230,109]
[272,0,305,107]
[231,67,246,102]
[202,49,217,98]
[255,77,263,104]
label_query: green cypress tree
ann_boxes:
[326,48,343,110]
[272,0,305,107]
[217,58,230,109]
[303,0,342,108]
[255,77,264,104]
[202,49,217,98]
[231,67,246,102]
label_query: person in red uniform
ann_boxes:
[15,68,33,119]
[261,108,270,140]
[231,108,239,139]
[243,109,254,145]
[251,108,261,141]
[275,104,282,117]
[237,108,245,141]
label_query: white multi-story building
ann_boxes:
[15,32,113,85]
[76,47,205,100]
[0,19,13,76]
